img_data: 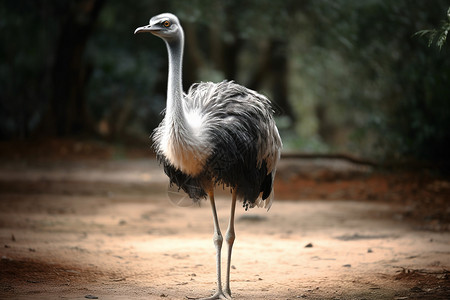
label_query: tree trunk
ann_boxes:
[269,39,295,123]
[248,40,296,125]
[43,0,104,137]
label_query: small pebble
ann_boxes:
[26,280,39,283]
[304,243,313,248]
[85,295,98,299]
[342,264,351,268]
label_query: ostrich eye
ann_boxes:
[163,20,171,27]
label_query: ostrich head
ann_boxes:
[134,13,183,42]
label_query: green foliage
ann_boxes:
[414,7,450,50]
[296,0,450,162]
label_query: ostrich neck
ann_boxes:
[165,39,185,127]
[161,36,207,175]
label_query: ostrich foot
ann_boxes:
[187,290,232,300]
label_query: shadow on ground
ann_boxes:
[0,140,449,299]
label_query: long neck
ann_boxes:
[165,36,185,126]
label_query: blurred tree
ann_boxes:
[0,1,57,138]
[0,0,105,138]
[297,0,450,162]
[44,0,105,136]
[1,0,449,165]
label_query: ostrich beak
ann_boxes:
[134,24,156,34]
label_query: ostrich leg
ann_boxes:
[199,190,231,300]
[224,190,237,297]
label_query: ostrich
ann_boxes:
[135,13,282,299]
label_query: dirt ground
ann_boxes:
[0,140,449,299]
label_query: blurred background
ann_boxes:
[1,0,449,165]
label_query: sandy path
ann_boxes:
[0,159,449,299]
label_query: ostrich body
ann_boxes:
[135,13,282,299]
